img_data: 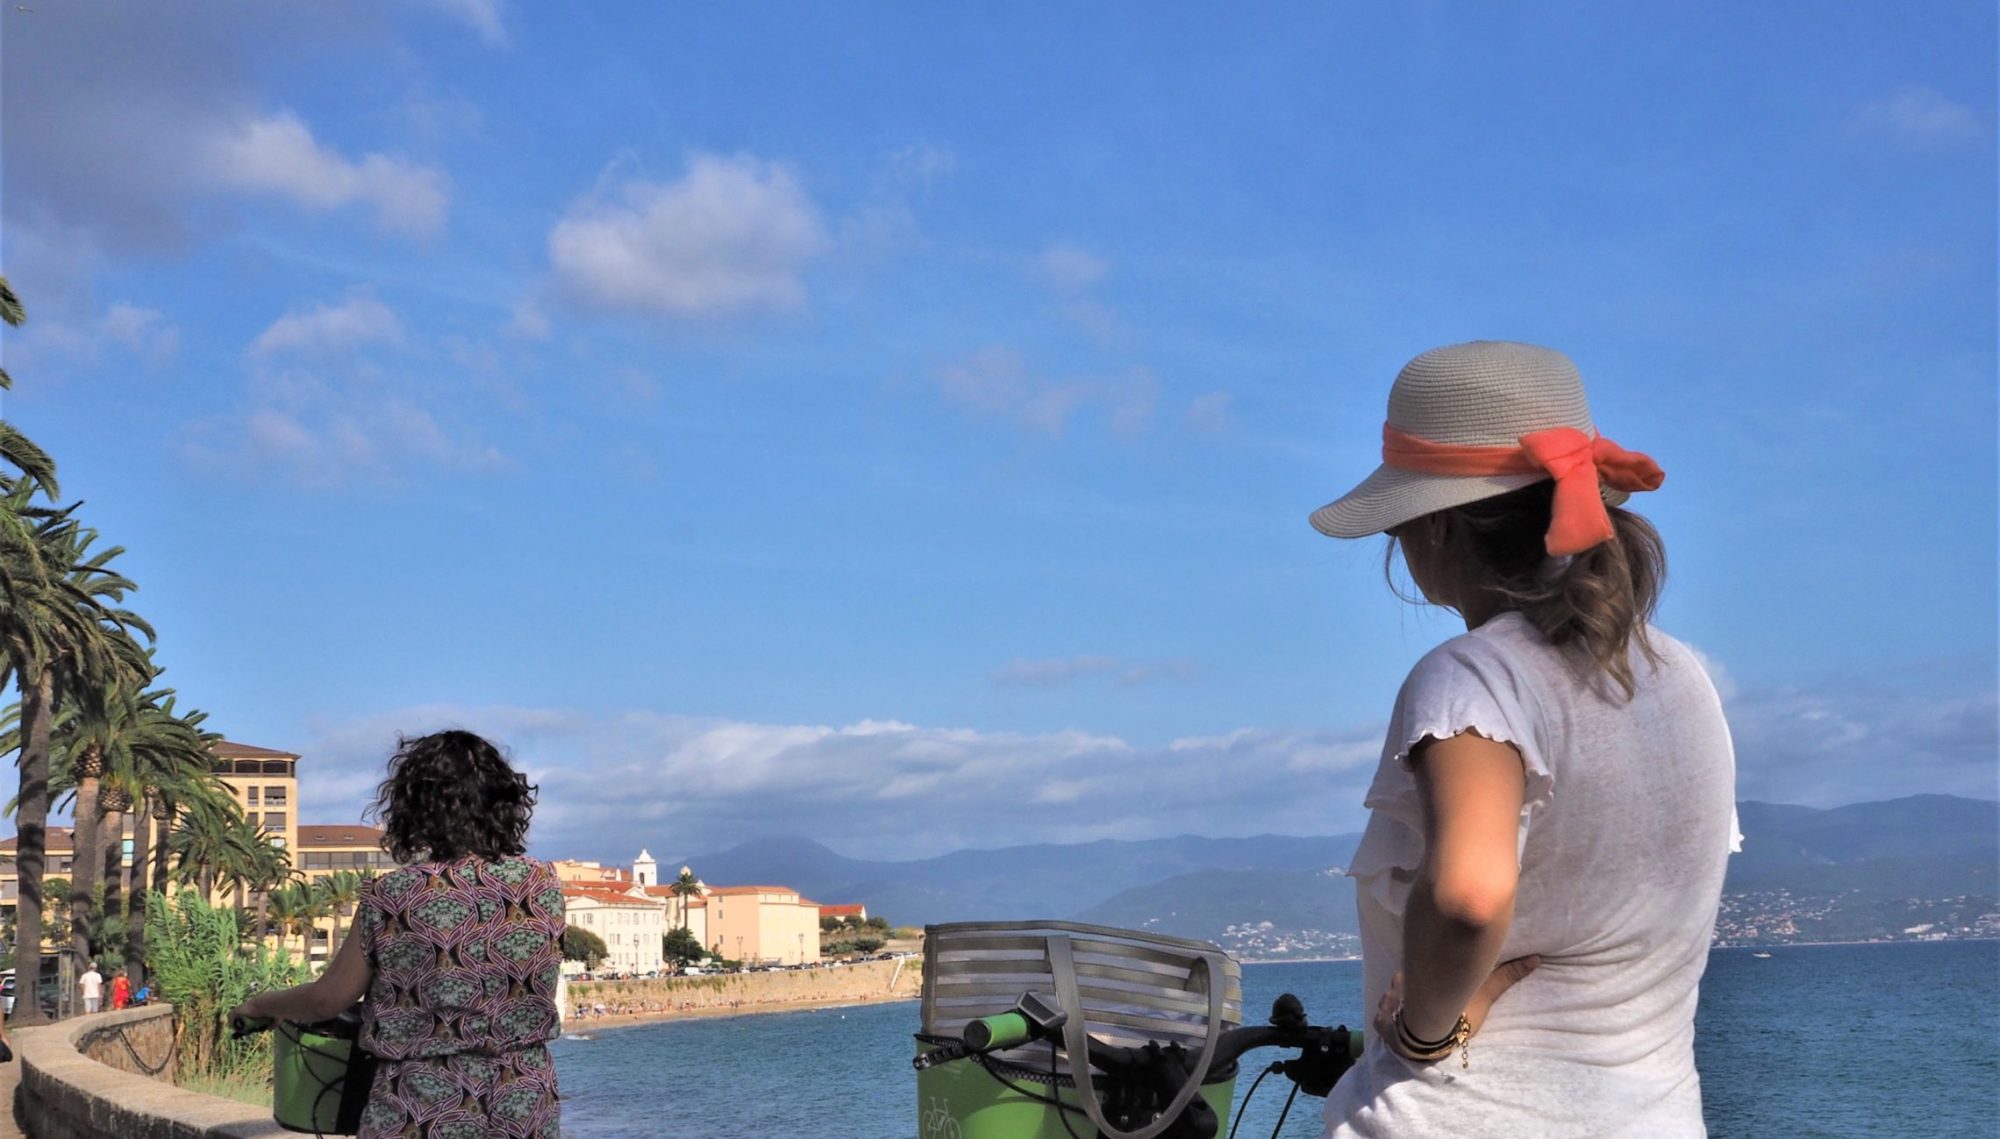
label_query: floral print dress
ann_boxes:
[356,856,567,1138]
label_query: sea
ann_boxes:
[550,939,1999,1138]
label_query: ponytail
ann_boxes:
[1395,481,1668,700]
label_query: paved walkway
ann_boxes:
[2,1031,26,1139]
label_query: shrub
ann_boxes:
[662,926,704,968]
[562,924,608,969]
[144,890,307,1081]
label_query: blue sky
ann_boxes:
[2,2,1993,862]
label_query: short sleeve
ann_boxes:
[1385,636,1553,816]
[1347,631,1553,916]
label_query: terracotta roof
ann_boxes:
[560,884,658,906]
[212,740,300,759]
[0,827,75,853]
[297,824,385,848]
[821,903,867,917]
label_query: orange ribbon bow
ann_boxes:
[1381,424,1665,556]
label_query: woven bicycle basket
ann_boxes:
[917,921,1244,1139]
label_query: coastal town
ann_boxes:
[0,739,881,995]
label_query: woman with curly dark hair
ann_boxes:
[232,730,566,1138]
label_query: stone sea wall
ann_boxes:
[568,955,921,1017]
[14,1005,285,1139]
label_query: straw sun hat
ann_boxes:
[1309,341,1663,555]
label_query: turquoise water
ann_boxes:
[550,940,1998,1138]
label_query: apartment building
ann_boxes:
[706,885,821,966]
[562,882,665,975]
[212,740,301,853]
[296,823,399,963]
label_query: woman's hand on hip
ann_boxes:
[1375,954,1541,1062]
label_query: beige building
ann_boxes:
[562,883,665,975]
[642,885,708,948]
[0,827,82,927]
[705,885,821,966]
[550,859,633,887]
[212,740,301,854]
[296,824,399,964]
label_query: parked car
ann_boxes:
[2,969,14,1016]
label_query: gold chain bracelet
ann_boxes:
[1394,1007,1472,1069]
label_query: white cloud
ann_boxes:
[250,294,405,357]
[208,111,451,237]
[418,0,508,45]
[1849,85,1983,151]
[1037,243,1110,292]
[547,154,830,319]
[189,292,505,486]
[100,304,180,367]
[935,348,1159,437]
[191,387,506,489]
[886,144,957,188]
[1185,391,1235,435]
[290,704,1388,860]
[504,299,553,341]
[1723,677,1996,807]
[991,655,1123,687]
[265,662,1998,863]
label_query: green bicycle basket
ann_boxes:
[272,1008,378,1136]
[917,921,1243,1139]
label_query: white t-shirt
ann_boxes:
[79,969,102,999]
[1323,613,1738,1139]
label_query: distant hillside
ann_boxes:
[677,795,1996,951]
[1074,867,1360,961]
[1729,794,1997,887]
[678,833,1363,927]
[1716,795,1997,945]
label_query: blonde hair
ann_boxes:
[1391,480,1667,700]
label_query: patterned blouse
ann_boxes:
[358,855,566,1060]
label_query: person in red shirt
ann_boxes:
[110,969,132,1011]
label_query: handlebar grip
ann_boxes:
[962,1011,1031,1053]
[230,1015,274,1039]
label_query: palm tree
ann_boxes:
[53,669,158,970]
[264,880,324,962]
[0,501,153,1023]
[242,828,297,945]
[671,867,703,930]
[314,870,367,962]
[168,800,260,900]
[122,696,224,985]
[0,274,56,498]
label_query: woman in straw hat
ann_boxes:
[1311,341,1737,1138]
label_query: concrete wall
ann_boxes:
[14,1006,285,1139]
[569,954,919,1016]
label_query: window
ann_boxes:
[246,787,260,806]
[264,812,287,831]
[264,785,287,806]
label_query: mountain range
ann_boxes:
[675,794,1996,953]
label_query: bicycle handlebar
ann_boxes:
[917,991,1362,1098]
[231,1015,274,1039]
